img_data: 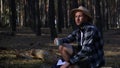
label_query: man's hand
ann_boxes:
[60,62,70,68]
[54,38,61,46]
[54,38,58,45]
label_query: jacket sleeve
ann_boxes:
[58,30,77,44]
[69,27,97,64]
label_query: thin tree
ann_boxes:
[48,0,57,40]
[94,0,103,36]
[57,0,64,33]
[103,0,109,30]
[44,0,49,27]
[81,0,85,6]
[63,0,68,28]
[9,0,17,35]
[70,0,78,30]
[0,0,3,27]
[35,0,41,36]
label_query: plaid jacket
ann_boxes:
[59,23,105,68]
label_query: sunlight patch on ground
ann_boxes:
[104,51,120,57]
[16,33,36,36]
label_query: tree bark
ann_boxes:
[94,0,103,36]
[57,0,64,33]
[48,0,57,40]
[35,0,41,36]
[70,0,78,30]
[0,0,3,27]
[9,0,17,35]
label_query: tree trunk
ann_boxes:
[48,0,57,40]
[9,0,17,35]
[0,0,3,27]
[81,0,85,6]
[57,0,64,33]
[35,0,41,36]
[23,0,27,26]
[44,0,49,27]
[63,0,68,28]
[70,0,78,30]
[94,0,103,36]
[104,0,109,30]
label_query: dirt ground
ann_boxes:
[0,27,120,68]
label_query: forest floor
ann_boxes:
[0,27,120,68]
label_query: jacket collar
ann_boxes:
[78,22,91,29]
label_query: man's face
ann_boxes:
[74,11,86,26]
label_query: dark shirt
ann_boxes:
[59,22,105,68]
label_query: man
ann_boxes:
[54,6,105,68]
